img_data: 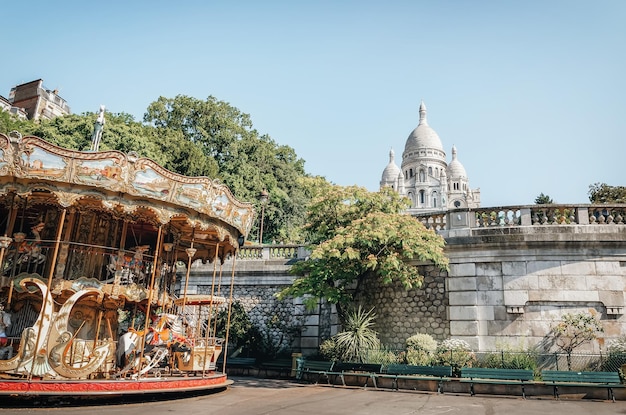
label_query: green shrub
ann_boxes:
[406,333,438,352]
[479,346,538,375]
[334,306,380,362]
[405,348,435,366]
[319,338,340,361]
[604,336,626,379]
[404,333,437,365]
[365,346,400,365]
[435,338,476,374]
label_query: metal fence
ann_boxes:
[357,349,626,377]
[474,351,626,373]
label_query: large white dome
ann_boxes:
[403,101,444,154]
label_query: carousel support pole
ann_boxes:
[206,244,220,338]
[211,261,224,345]
[222,251,238,374]
[28,207,66,381]
[7,279,14,306]
[5,192,17,238]
[160,240,174,307]
[181,237,196,311]
[0,193,14,272]
[92,308,103,354]
[202,243,220,374]
[136,225,163,377]
[45,208,67,288]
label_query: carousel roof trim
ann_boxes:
[0,133,255,239]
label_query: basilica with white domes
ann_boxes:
[380,102,480,215]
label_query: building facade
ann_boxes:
[381,102,480,214]
[8,79,70,120]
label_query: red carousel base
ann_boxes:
[0,373,232,397]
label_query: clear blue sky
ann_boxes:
[2,1,624,207]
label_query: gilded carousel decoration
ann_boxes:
[0,125,254,397]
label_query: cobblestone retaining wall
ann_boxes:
[355,264,450,349]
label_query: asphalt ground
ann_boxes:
[3,376,626,414]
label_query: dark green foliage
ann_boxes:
[588,183,626,203]
[215,301,259,356]
[534,193,553,204]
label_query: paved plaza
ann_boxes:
[3,377,625,415]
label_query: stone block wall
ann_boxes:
[443,225,626,353]
[178,223,626,356]
[355,264,449,349]
[182,259,334,356]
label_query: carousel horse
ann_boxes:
[116,313,191,370]
[106,245,150,285]
[2,223,47,276]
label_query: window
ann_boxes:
[428,167,433,176]
[432,191,438,207]
[419,170,425,182]
[419,190,425,204]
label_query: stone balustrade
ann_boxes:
[236,244,307,260]
[236,204,626,258]
[420,204,626,230]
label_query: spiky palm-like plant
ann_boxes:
[334,306,380,363]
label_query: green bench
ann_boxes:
[380,364,453,393]
[330,362,383,388]
[259,358,293,378]
[542,370,624,402]
[461,367,535,398]
[296,359,335,384]
[223,357,257,376]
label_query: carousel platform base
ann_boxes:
[0,372,232,398]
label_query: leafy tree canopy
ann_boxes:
[143,95,311,243]
[534,193,553,204]
[588,183,626,203]
[278,185,449,316]
[3,94,316,243]
[0,111,30,135]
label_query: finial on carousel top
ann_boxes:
[90,105,106,152]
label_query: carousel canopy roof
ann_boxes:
[0,132,255,256]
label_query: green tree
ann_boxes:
[0,111,30,135]
[534,193,553,204]
[278,185,449,317]
[7,95,313,243]
[144,95,311,243]
[588,183,626,203]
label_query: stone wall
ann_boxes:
[182,252,333,357]
[178,219,626,355]
[355,264,449,349]
[443,224,626,352]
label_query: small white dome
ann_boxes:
[381,148,401,184]
[447,145,467,179]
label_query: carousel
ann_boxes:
[0,123,255,397]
